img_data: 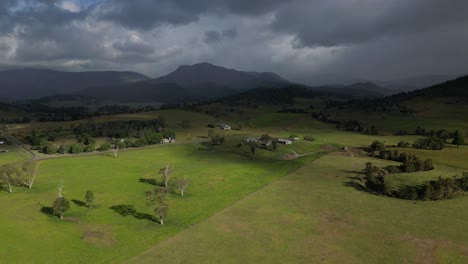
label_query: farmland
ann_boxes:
[0,109,467,263]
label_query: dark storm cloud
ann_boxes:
[113,40,154,53]
[92,0,286,30]
[204,28,238,44]
[222,28,237,39]
[1,0,468,83]
[271,0,468,47]
[204,31,222,44]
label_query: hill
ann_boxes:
[317,82,391,98]
[395,75,468,99]
[322,74,468,133]
[80,63,293,102]
[377,74,459,92]
[0,69,150,100]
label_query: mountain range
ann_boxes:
[0,69,149,100]
[0,63,461,103]
[81,62,292,102]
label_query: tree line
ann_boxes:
[18,119,176,155]
[312,112,380,135]
[365,163,468,201]
[370,140,434,173]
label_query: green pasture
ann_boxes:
[129,154,468,264]
[0,141,322,263]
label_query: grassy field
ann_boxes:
[128,154,468,264]
[391,145,468,170]
[0,145,27,165]
[0,141,322,263]
[1,108,468,263]
[327,98,468,134]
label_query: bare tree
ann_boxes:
[0,164,18,193]
[112,144,119,158]
[175,177,189,197]
[159,164,173,187]
[146,187,169,225]
[20,161,38,189]
[57,178,64,198]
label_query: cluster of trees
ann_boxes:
[73,119,167,139]
[365,164,468,201]
[217,86,323,106]
[145,164,190,225]
[0,161,38,193]
[23,118,176,155]
[329,98,415,115]
[370,141,434,173]
[51,181,95,219]
[312,112,379,135]
[396,130,464,150]
[413,136,447,150]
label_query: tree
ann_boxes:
[174,177,189,197]
[69,143,84,154]
[111,144,119,158]
[19,161,38,189]
[57,145,66,154]
[159,164,173,187]
[146,187,169,225]
[452,130,465,148]
[85,190,94,208]
[52,197,70,219]
[365,162,374,177]
[370,140,385,152]
[52,178,68,219]
[271,140,278,151]
[250,143,256,157]
[0,164,18,193]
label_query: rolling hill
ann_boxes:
[0,69,150,100]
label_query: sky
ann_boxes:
[0,0,467,84]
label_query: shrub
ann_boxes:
[397,141,410,148]
[69,143,84,154]
[99,142,111,151]
[303,136,315,141]
[370,140,385,152]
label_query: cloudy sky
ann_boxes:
[1,0,467,84]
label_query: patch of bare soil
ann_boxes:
[81,225,115,247]
[280,149,314,160]
[63,217,81,223]
[400,234,468,264]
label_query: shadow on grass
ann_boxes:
[72,199,87,207]
[341,170,365,175]
[109,205,157,222]
[38,203,54,216]
[342,181,369,193]
[139,178,159,186]
[346,175,364,182]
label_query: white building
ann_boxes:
[219,124,231,130]
[278,138,293,145]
